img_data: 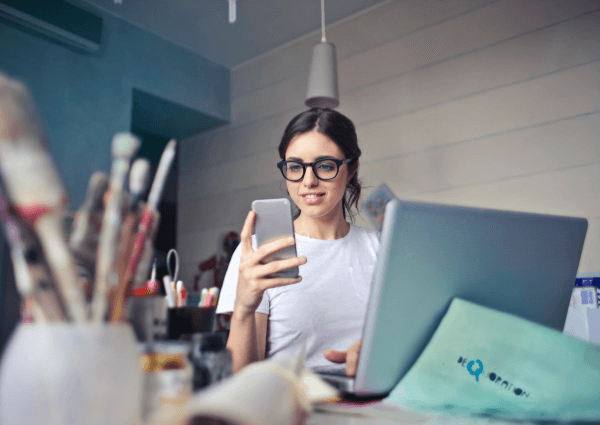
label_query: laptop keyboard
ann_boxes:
[313,366,347,376]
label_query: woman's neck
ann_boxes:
[293,210,350,240]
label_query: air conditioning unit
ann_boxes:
[0,0,103,53]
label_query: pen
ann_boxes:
[163,275,175,308]
[176,280,184,307]
[204,287,215,308]
[199,288,208,307]
[180,282,187,307]
[210,287,220,307]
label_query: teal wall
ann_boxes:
[0,7,230,209]
[0,5,230,350]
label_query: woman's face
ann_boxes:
[284,130,353,221]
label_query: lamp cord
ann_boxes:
[321,0,326,42]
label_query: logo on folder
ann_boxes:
[457,356,530,397]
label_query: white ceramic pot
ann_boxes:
[0,323,142,425]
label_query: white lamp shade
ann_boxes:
[305,41,339,108]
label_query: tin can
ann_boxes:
[138,341,192,423]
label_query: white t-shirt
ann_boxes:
[216,224,380,368]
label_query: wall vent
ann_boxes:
[0,0,102,53]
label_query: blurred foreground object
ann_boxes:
[147,343,337,425]
[0,323,142,425]
[0,72,87,321]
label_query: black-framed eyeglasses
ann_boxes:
[276,157,353,181]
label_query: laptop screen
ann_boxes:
[354,199,587,396]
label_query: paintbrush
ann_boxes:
[110,139,176,322]
[128,158,151,212]
[132,208,160,287]
[0,189,66,322]
[70,171,109,261]
[69,171,109,299]
[91,133,140,322]
[0,73,87,321]
[113,158,152,295]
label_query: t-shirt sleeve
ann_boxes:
[215,242,242,314]
[215,236,270,315]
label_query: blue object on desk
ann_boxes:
[575,275,600,306]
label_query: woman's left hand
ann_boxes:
[323,340,362,376]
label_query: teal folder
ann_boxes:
[386,298,600,421]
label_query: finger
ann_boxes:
[254,236,296,261]
[241,255,304,282]
[258,256,306,278]
[258,275,302,292]
[345,348,360,377]
[240,211,256,254]
[323,349,347,364]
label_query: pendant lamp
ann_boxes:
[305,0,339,108]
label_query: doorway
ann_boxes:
[130,88,227,280]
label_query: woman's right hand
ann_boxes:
[233,210,306,317]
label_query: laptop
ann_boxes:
[316,199,588,397]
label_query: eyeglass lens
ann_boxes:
[284,159,339,181]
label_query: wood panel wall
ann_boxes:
[179,0,600,288]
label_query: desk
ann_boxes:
[306,403,543,425]
[307,412,404,425]
[306,411,536,425]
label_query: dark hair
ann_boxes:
[278,107,362,221]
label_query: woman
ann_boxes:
[216,108,380,374]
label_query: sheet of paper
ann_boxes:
[386,298,600,422]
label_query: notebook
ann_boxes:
[316,199,587,397]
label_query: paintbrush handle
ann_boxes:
[128,208,153,277]
[34,215,88,321]
[109,207,153,322]
[147,140,176,210]
[0,191,69,321]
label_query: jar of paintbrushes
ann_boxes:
[0,73,179,425]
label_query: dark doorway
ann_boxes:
[130,129,177,280]
[129,88,228,281]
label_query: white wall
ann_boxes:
[178,0,600,289]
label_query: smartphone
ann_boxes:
[251,198,299,278]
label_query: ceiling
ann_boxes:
[81,0,390,68]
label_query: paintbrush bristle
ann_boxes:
[111,133,140,159]
[86,172,109,209]
[129,158,150,194]
[147,139,177,210]
[0,73,45,143]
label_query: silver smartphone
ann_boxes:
[251,198,299,278]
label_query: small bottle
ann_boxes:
[190,332,232,391]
